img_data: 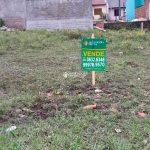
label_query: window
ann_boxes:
[114,9,119,16]
[94,8,102,15]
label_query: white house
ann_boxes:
[107,0,126,21]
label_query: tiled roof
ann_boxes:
[92,0,106,5]
[107,0,126,8]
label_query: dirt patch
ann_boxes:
[0,88,10,99]
[31,104,52,119]
[126,61,139,67]
[0,96,73,125]
[0,81,125,124]
[0,117,8,124]
[30,98,67,119]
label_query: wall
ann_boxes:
[136,0,150,19]
[126,0,135,21]
[93,5,107,20]
[26,0,93,30]
[0,0,26,28]
[149,3,150,19]
[0,0,93,30]
[96,21,104,28]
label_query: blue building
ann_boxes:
[126,0,145,21]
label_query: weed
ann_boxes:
[63,29,82,39]
[0,29,150,149]
[0,18,4,27]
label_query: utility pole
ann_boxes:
[119,0,121,19]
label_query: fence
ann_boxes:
[104,21,150,30]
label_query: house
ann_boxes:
[126,0,150,21]
[92,0,108,20]
[107,0,126,21]
[136,0,150,20]
[126,0,135,21]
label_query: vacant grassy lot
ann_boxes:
[0,28,150,150]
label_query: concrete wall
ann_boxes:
[26,0,92,30]
[96,21,104,29]
[0,0,93,30]
[0,0,26,28]
[149,3,150,20]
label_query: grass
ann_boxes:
[0,28,150,150]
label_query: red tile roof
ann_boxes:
[92,0,106,5]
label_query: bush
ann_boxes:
[63,29,82,40]
[104,21,150,30]
[0,18,4,27]
[100,12,106,20]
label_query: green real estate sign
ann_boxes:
[81,38,106,71]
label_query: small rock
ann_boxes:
[110,107,118,113]
[95,89,102,93]
[107,94,112,97]
[140,47,143,50]
[138,47,144,50]
[115,128,122,133]
[7,28,11,32]
[55,91,63,95]
[15,109,22,113]
[96,93,101,98]
[131,111,135,114]
[22,108,33,113]
[46,92,51,98]
[83,104,97,109]
[143,139,148,144]
[0,26,14,32]
[63,72,68,78]
[119,52,123,56]
[0,26,7,31]
[6,126,17,132]
[18,114,27,118]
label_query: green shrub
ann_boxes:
[104,21,150,30]
[0,18,4,27]
[100,12,106,20]
[63,29,82,39]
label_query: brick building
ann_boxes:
[136,0,150,19]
